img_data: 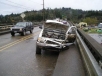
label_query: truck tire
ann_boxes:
[36,46,41,54]
[11,32,15,36]
[30,29,33,33]
[22,31,26,36]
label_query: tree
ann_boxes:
[83,17,98,25]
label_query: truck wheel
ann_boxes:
[22,31,26,36]
[36,46,41,54]
[30,29,33,33]
[11,32,15,36]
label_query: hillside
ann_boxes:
[0,7,102,25]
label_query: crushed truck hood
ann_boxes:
[44,20,69,32]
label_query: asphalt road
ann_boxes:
[0,27,59,76]
[0,27,85,76]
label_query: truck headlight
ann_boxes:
[10,28,12,31]
[37,37,45,42]
[20,28,22,31]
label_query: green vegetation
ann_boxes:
[0,7,102,25]
[83,28,102,34]
[88,28,97,33]
[83,17,98,25]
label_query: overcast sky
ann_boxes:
[0,0,102,15]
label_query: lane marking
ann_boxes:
[0,30,40,49]
[0,31,40,51]
[0,35,33,51]
[0,34,32,49]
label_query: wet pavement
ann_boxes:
[0,27,86,76]
[0,27,59,76]
[0,27,40,47]
[89,34,102,44]
[0,41,59,76]
[53,44,86,76]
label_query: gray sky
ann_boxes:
[0,0,102,15]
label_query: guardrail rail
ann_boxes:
[76,28,102,76]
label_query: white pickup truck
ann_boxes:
[36,19,76,54]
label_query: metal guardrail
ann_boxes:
[76,29,102,76]
[0,25,13,35]
[77,29,102,62]
[0,27,10,35]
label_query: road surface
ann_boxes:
[0,27,85,76]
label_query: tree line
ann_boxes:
[0,7,102,25]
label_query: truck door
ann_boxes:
[66,26,76,43]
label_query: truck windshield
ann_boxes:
[15,22,26,27]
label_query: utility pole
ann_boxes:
[43,0,45,25]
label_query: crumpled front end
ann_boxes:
[37,37,64,50]
[36,20,69,51]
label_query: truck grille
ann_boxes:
[12,29,20,31]
[46,40,58,45]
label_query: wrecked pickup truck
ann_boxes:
[36,20,76,54]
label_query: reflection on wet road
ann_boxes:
[0,27,85,76]
[0,27,59,76]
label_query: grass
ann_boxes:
[83,28,102,34]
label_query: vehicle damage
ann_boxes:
[36,20,76,54]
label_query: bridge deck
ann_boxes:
[53,44,86,76]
